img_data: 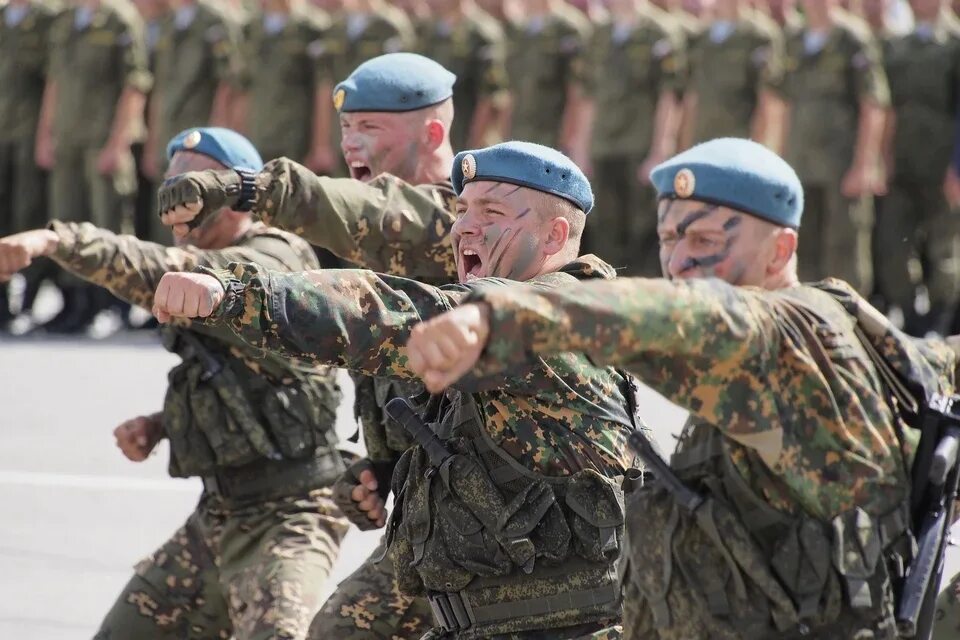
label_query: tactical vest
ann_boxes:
[160,324,343,482]
[384,390,626,639]
[627,282,949,638]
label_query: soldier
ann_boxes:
[35,0,152,332]
[416,0,510,150]
[142,0,241,180]
[875,0,960,335]
[580,0,685,276]
[315,0,414,176]
[242,0,331,172]
[778,0,889,294]
[404,137,955,639]
[159,53,461,639]
[0,0,62,332]
[154,140,637,640]
[504,0,592,154]
[0,127,349,639]
[680,0,786,149]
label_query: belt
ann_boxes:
[202,447,344,505]
[426,583,619,634]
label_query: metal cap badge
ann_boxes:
[333,89,346,112]
[674,168,695,198]
[183,130,202,149]
[461,154,477,182]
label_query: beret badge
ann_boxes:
[461,154,477,182]
[183,130,202,149]
[674,168,695,198]
[333,88,346,112]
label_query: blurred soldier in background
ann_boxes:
[0,0,62,333]
[581,0,684,275]
[875,0,960,334]
[35,0,152,333]
[680,0,785,150]
[777,0,888,294]
[242,0,330,170]
[504,0,592,153]
[416,0,509,149]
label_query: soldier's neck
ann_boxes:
[412,148,457,187]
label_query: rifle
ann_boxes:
[896,393,960,639]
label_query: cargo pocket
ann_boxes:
[499,480,569,569]
[262,385,318,459]
[565,469,625,563]
[831,507,882,611]
[437,494,511,579]
[163,363,219,478]
[770,518,841,625]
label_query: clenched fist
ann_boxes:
[114,414,164,462]
[153,272,225,323]
[157,169,242,238]
[406,303,491,392]
[0,229,58,282]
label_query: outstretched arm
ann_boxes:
[154,263,466,377]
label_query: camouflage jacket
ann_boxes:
[251,159,458,281]
[202,255,635,477]
[48,220,341,475]
[466,276,957,520]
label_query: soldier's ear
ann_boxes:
[425,120,445,150]
[768,228,798,275]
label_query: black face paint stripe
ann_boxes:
[658,199,676,224]
[483,182,502,194]
[677,234,738,274]
[722,215,743,231]
[486,227,522,277]
[675,205,720,238]
[516,207,532,219]
[502,185,522,198]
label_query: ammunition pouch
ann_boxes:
[162,328,341,478]
[386,404,625,637]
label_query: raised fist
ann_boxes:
[157,169,242,234]
[153,271,225,323]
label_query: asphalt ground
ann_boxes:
[0,305,955,639]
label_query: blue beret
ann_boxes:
[452,141,594,214]
[166,127,263,171]
[333,53,456,113]
[651,138,803,228]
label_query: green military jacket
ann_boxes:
[47,220,341,476]
[47,0,152,148]
[686,16,784,144]
[885,24,960,184]
[0,0,61,141]
[505,4,591,147]
[586,6,685,158]
[318,8,414,161]
[415,6,508,150]
[779,11,889,183]
[244,4,328,162]
[152,0,242,166]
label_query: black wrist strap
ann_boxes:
[233,168,258,212]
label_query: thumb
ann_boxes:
[359,468,378,492]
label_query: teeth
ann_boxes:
[350,161,365,168]
[463,249,478,256]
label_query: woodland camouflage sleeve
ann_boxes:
[472,277,781,422]
[203,262,465,376]
[253,159,457,280]
[49,221,296,310]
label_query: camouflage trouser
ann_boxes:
[796,182,874,295]
[934,570,960,640]
[585,154,661,278]
[94,488,349,640]
[308,540,433,640]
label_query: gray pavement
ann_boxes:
[0,330,956,639]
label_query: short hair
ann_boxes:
[532,190,586,242]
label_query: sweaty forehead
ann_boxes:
[165,150,227,178]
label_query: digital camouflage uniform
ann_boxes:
[41,220,349,640]
[876,23,960,333]
[465,276,957,639]
[504,4,591,148]
[778,12,890,293]
[195,254,637,640]
[318,8,414,175]
[243,3,328,164]
[934,570,960,640]
[227,158,458,639]
[583,5,684,277]
[151,0,242,172]
[0,0,61,321]
[47,0,151,232]
[685,15,784,144]
[415,6,509,150]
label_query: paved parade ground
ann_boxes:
[0,324,956,639]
